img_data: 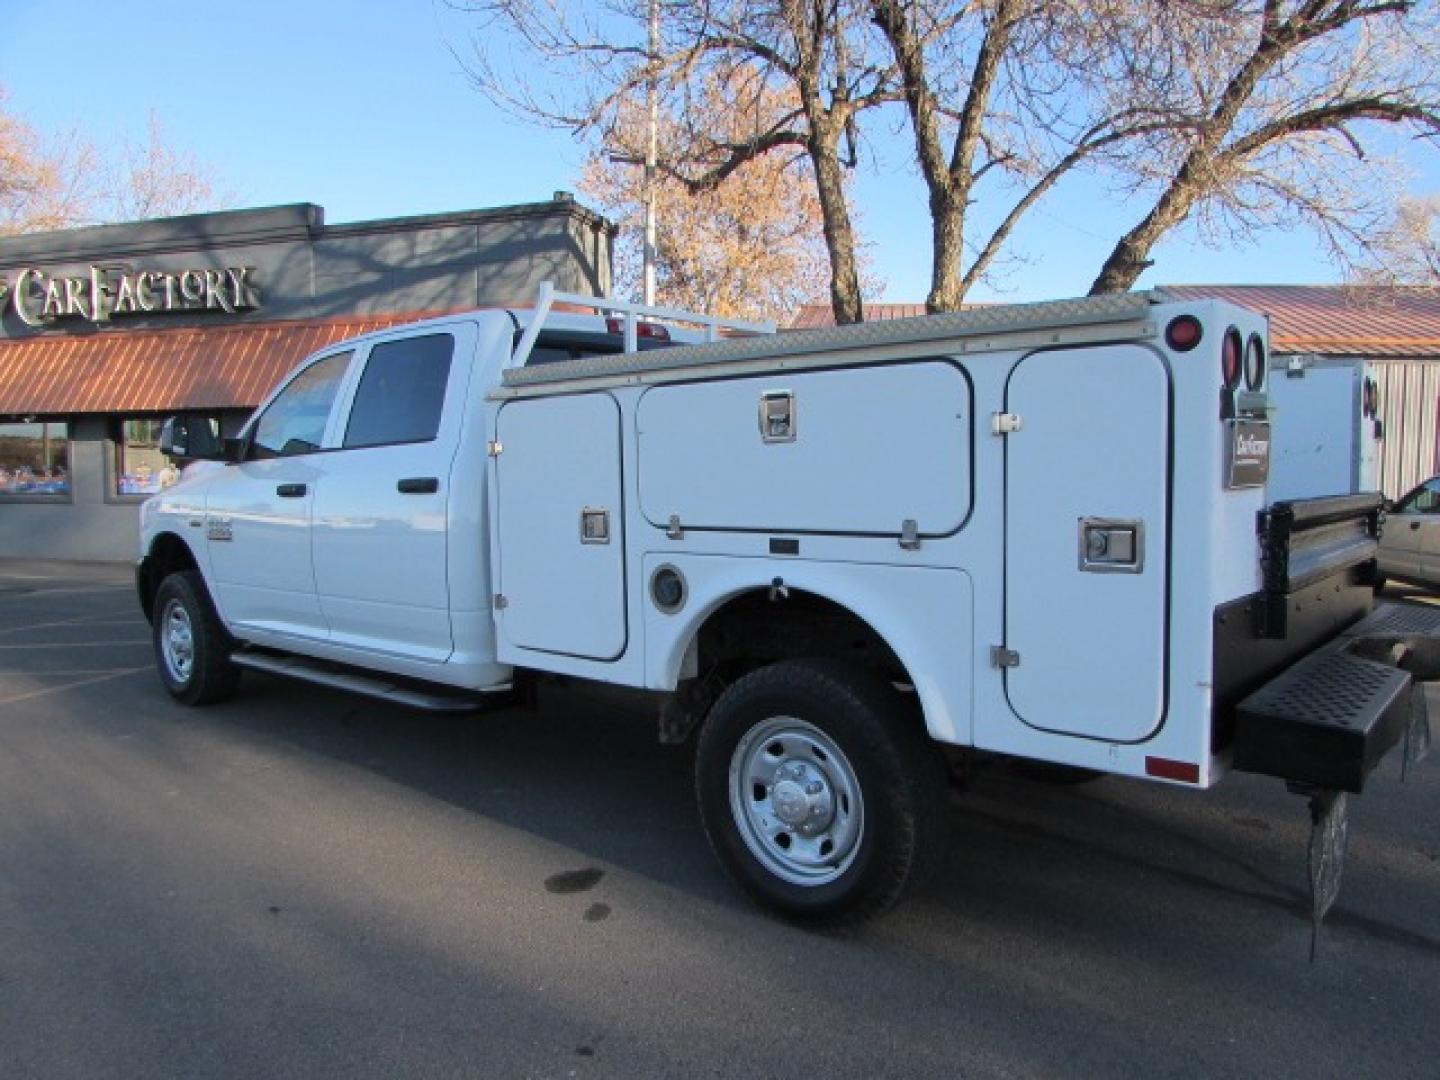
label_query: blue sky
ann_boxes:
[2,0,1435,305]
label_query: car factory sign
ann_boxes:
[0,265,260,326]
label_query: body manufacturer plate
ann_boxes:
[1226,419,1272,488]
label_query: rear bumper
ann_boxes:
[1230,602,1438,792]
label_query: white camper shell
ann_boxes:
[137,286,1434,928]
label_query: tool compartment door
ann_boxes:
[494,393,626,661]
[1004,344,1169,741]
[637,361,970,536]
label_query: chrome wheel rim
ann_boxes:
[729,716,864,887]
[159,599,195,685]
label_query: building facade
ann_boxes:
[0,198,613,561]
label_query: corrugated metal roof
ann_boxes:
[1153,285,1440,358]
[0,314,442,415]
[792,286,1440,358]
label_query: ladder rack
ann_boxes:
[507,282,776,370]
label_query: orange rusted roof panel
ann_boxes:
[0,313,447,415]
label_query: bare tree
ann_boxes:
[1359,195,1440,282]
[872,0,1187,310]
[456,0,896,323]
[108,113,217,223]
[580,74,845,321]
[459,2,1438,316]
[1087,1,1440,294]
[1,91,218,235]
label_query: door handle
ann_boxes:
[276,483,307,498]
[397,477,439,494]
[1411,522,1422,530]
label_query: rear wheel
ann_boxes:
[153,571,240,705]
[695,658,946,925]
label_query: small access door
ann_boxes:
[1003,344,1170,742]
[494,393,627,661]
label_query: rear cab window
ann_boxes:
[344,334,455,448]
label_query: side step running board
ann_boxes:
[231,651,509,714]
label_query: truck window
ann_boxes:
[1395,479,1440,514]
[250,350,352,458]
[343,334,454,449]
[523,330,674,366]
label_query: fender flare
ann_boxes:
[652,560,969,745]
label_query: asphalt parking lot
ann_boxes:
[0,560,1437,1079]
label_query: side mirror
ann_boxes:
[222,437,249,464]
[161,414,225,461]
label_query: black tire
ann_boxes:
[695,658,947,925]
[1373,575,1387,594]
[152,571,240,705]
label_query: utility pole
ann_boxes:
[642,0,659,306]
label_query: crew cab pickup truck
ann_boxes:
[138,285,1434,929]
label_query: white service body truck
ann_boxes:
[138,287,1433,927]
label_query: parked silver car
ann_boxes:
[1378,477,1440,590]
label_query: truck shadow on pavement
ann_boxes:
[204,668,1440,964]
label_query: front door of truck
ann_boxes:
[204,349,354,640]
[1002,344,1170,742]
[493,392,627,661]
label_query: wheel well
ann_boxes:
[139,532,199,623]
[693,589,910,686]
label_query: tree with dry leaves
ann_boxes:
[461,1,1438,315]
[1,89,219,236]
[580,74,842,322]
[457,0,896,323]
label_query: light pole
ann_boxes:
[642,0,659,306]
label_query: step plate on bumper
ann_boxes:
[1234,602,1436,793]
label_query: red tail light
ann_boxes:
[1165,314,1203,352]
[606,317,671,341]
[1221,328,1243,389]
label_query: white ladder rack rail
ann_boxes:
[507,282,776,370]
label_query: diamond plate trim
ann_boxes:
[1240,650,1409,730]
[502,292,1159,388]
[1346,602,1440,638]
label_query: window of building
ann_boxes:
[0,421,71,498]
[114,416,219,497]
[344,334,454,448]
[251,350,353,458]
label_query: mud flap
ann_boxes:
[1300,787,1349,963]
[1403,683,1433,782]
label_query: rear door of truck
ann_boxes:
[492,392,628,661]
[1003,344,1171,742]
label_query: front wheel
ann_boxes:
[152,571,240,705]
[695,658,946,925]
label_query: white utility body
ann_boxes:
[138,286,1432,927]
